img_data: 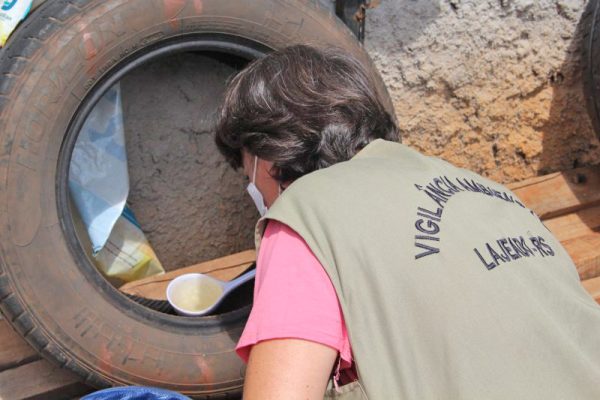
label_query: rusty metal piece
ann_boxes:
[335,0,376,43]
[364,0,381,9]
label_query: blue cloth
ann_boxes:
[81,386,192,400]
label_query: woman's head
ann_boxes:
[215,44,398,186]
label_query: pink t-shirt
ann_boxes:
[236,220,352,369]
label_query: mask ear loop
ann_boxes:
[252,155,259,184]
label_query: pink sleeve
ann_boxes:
[236,220,352,368]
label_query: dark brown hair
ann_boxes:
[214,44,398,182]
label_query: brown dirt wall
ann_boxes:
[365,0,600,183]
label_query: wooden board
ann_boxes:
[119,249,256,300]
[0,358,90,400]
[0,319,40,371]
[507,165,600,220]
[543,204,600,243]
[562,233,600,281]
[542,204,600,280]
[0,318,93,399]
[582,276,600,304]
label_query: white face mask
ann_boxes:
[247,155,268,217]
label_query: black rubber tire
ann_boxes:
[0,0,394,398]
[584,0,600,138]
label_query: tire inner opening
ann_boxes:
[67,51,258,317]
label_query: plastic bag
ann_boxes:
[93,206,164,285]
[0,0,32,47]
[69,83,129,253]
[69,83,164,283]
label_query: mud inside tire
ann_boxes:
[0,0,394,397]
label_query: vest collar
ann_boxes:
[351,139,400,160]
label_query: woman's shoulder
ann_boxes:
[237,219,352,367]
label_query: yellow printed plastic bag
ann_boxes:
[0,0,32,47]
[93,206,165,285]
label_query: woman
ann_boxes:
[215,45,600,399]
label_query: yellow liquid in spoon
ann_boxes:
[171,279,224,312]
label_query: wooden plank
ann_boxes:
[542,205,600,280]
[0,359,91,400]
[507,165,600,220]
[483,203,600,280]
[543,204,600,243]
[120,249,256,300]
[562,233,600,281]
[508,167,600,281]
[0,319,39,371]
[582,276,600,304]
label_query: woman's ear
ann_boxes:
[267,163,281,180]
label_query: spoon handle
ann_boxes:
[223,268,257,292]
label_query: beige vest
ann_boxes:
[255,139,600,399]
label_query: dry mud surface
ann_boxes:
[121,53,258,270]
[365,0,600,183]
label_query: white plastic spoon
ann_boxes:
[166,269,256,316]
